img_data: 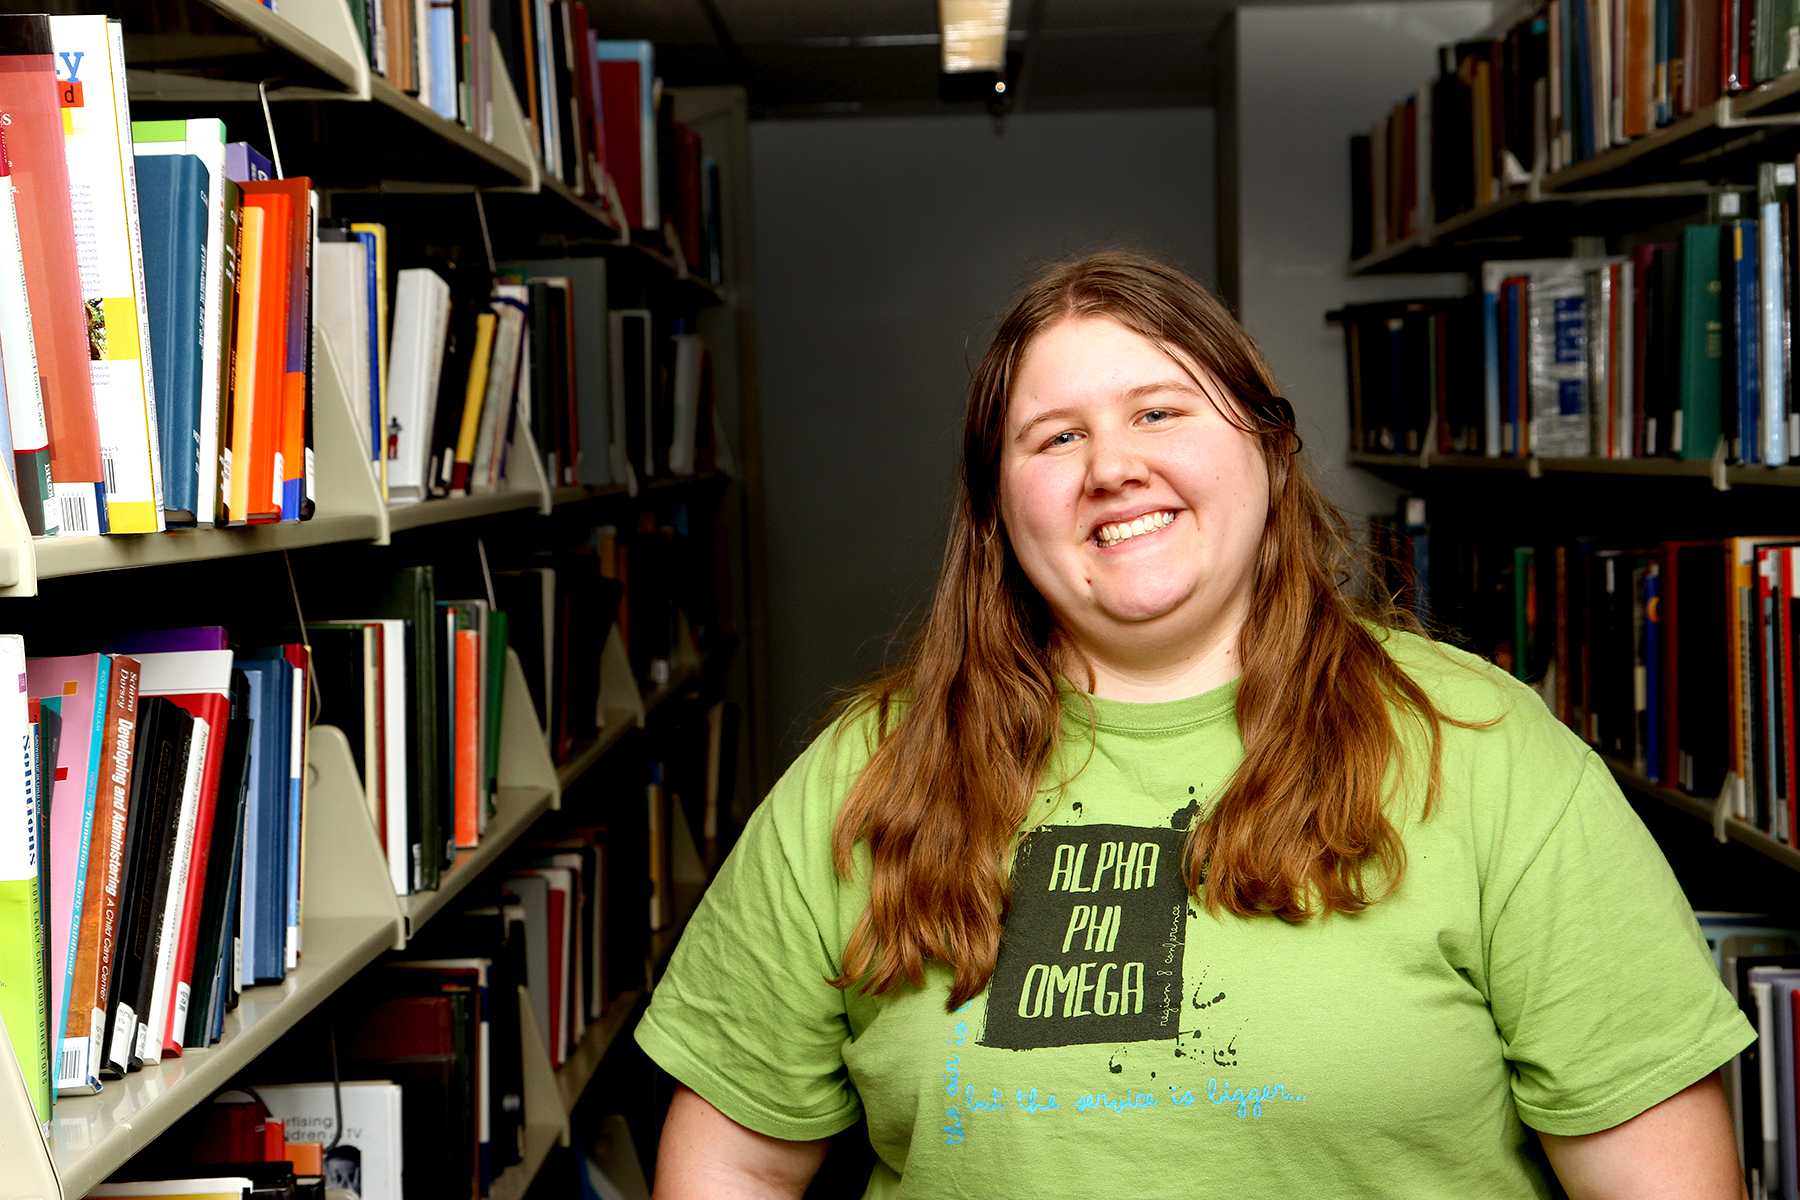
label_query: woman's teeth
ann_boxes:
[1096,510,1175,548]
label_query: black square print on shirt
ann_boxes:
[981,822,1189,1051]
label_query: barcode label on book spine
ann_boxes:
[101,450,117,496]
[272,450,284,507]
[107,1004,136,1071]
[57,493,91,534]
[219,447,231,505]
[171,982,189,1048]
[304,447,315,504]
[55,1036,93,1092]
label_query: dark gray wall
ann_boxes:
[750,108,1217,767]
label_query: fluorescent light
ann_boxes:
[939,0,1010,73]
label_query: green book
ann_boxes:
[1678,224,1725,461]
[483,610,508,814]
[0,634,50,1127]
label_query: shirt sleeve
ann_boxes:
[1487,752,1754,1136]
[633,719,869,1142]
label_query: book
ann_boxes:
[385,267,451,503]
[0,634,50,1127]
[121,697,190,1070]
[128,650,234,1055]
[53,15,163,534]
[471,283,527,493]
[2,16,105,535]
[233,181,295,523]
[351,221,390,497]
[133,154,209,527]
[224,203,268,525]
[314,222,376,492]
[0,127,51,536]
[132,118,230,527]
[501,257,607,485]
[450,311,497,494]
[26,653,110,1090]
[185,668,251,1049]
[140,708,206,1066]
[595,41,657,230]
[62,653,139,1092]
[260,1081,404,1200]
[240,179,316,522]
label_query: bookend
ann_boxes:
[500,647,562,809]
[600,627,647,729]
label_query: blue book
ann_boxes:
[1731,219,1762,465]
[1501,284,1519,454]
[1483,289,1500,455]
[238,657,292,984]
[426,5,457,119]
[134,154,209,525]
[236,668,263,988]
[223,141,273,184]
[351,230,382,459]
[1571,0,1594,160]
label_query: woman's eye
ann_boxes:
[1143,409,1173,424]
[1044,430,1080,449]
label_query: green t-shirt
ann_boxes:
[636,631,1753,1197]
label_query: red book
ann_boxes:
[567,3,599,197]
[597,58,643,228]
[236,186,292,523]
[454,628,478,849]
[542,883,565,1066]
[1782,548,1799,847]
[128,650,233,1055]
[0,16,102,510]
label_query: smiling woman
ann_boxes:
[634,251,1753,1200]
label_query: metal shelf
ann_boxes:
[1605,758,1800,874]
[398,785,557,941]
[386,489,543,533]
[555,707,642,793]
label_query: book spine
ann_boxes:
[452,313,498,494]
[455,627,479,847]
[1763,200,1789,465]
[53,653,109,1091]
[143,717,205,1062]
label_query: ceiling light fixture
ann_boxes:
[938,0,1011,73]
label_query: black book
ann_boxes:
[313,566,441,890]
[185,669,254,1048]
[305,624,372,788]
[426,260,493,497]
[1349,134,1372,261]
[549,0,578,189]
[109,698,190,1071]
[495,568,551,739]
[544,281,571,481]
[617,310,650,479]
[33,698,59,1086]
[1677,543,1731,795]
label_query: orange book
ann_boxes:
[237,186,291,523]
[453,626,475,849]
[240,179,314,522]
[454,628,479,849]
[224,206,263,523]
[1625,0,1654,135]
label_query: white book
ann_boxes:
[668,334,704,477]
[139,715,205,1065]
[385,267,450,502]
[131,118,228,527]
[535,0,560,176]
[259,1081,405,1200]
[52,16,163,535]
[374,618,408,894]
[285,658,303,970]
[472,284,527,492]
[1762,200,1788,466]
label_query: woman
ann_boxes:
[635,252,1752,1197]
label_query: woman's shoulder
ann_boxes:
[1374,624,1594,787]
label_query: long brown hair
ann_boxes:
[830,251,1454,1008]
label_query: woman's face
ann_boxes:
[998,314,1270,667]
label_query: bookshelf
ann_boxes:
[0,0,754,1195]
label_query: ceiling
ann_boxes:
[583,0,1233,117]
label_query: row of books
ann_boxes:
[381,253,722,498]
[1698,913,1800,1199]
[1339,181,1799,463]
[1350,0,1797,253]
[359,0,724,284]
[1372,503,1800,844]
[0,16,330,538]
[0,633,311,1132]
